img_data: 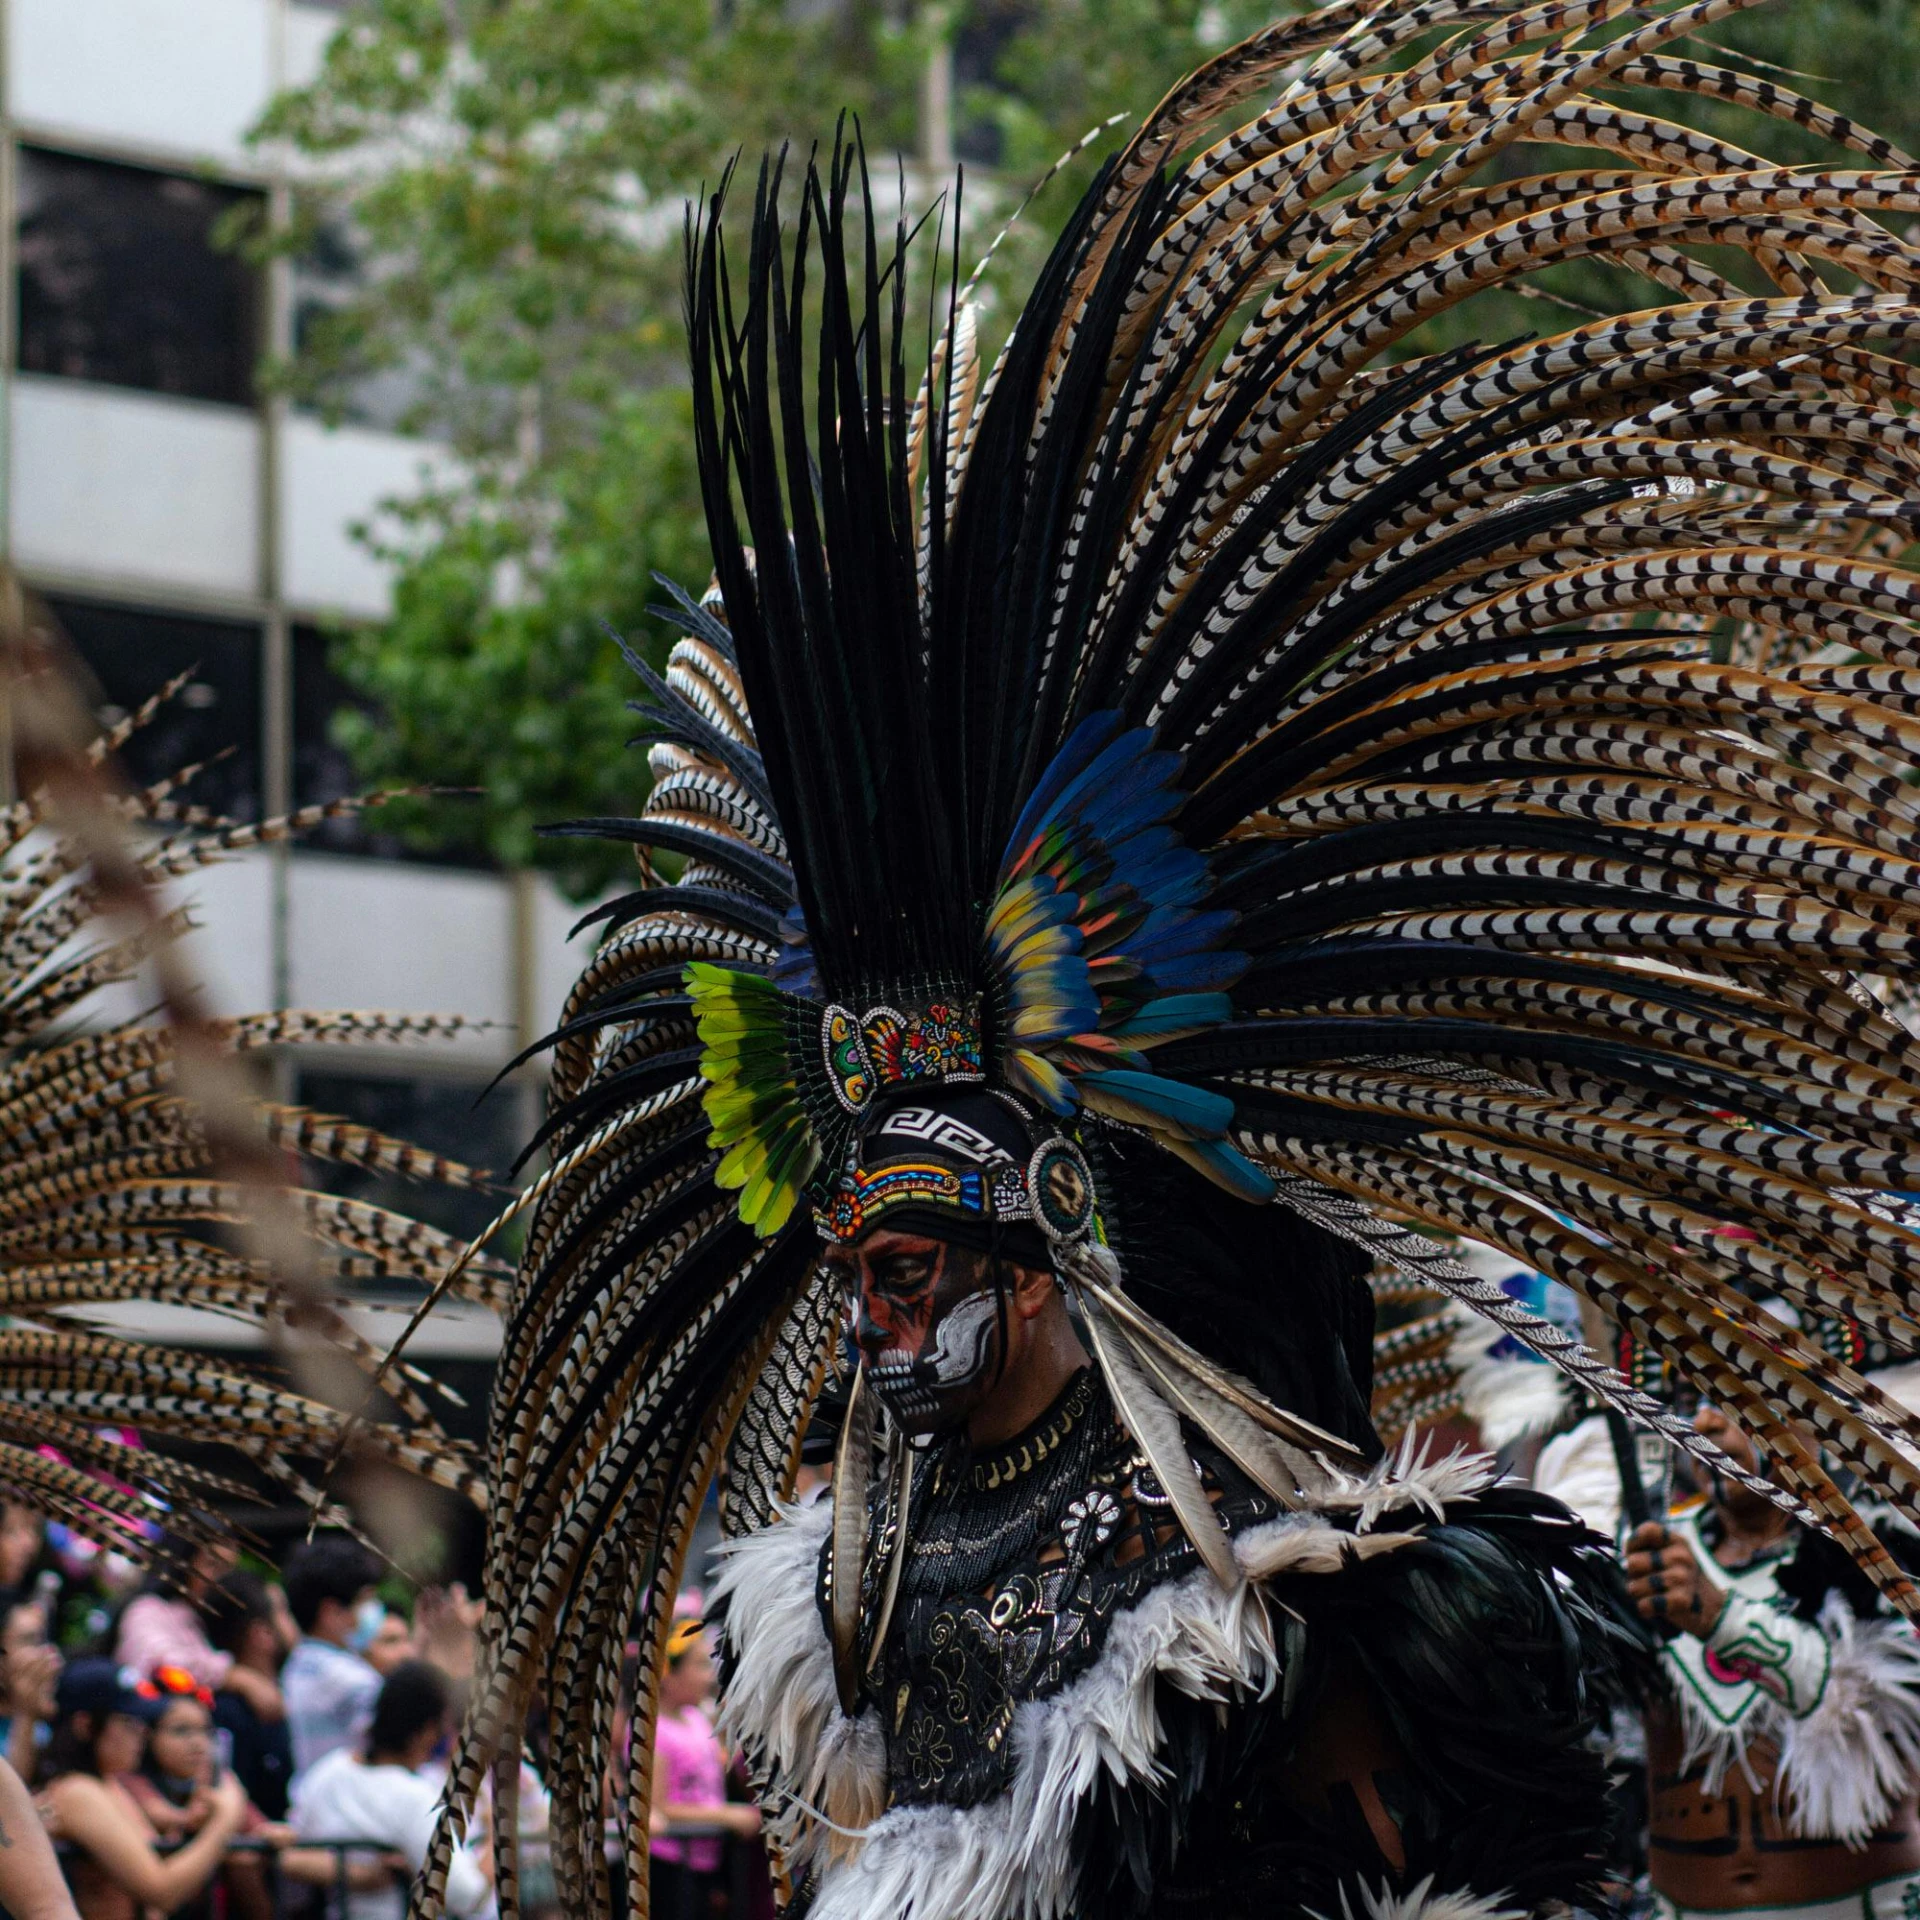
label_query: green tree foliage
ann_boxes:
[263,0,1920,892]
[259,0,924,891]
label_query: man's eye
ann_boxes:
[875,1259,932,1292]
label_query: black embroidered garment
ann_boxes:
[719,1426,1648,1920]
[820,1367,1275,1809]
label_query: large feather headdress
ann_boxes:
[0,615,499,1563]
[422,2,1920,1911]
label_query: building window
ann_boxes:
[45,596,262,821]
[16,147,264,407]
[293,624,494,867]
[290,213,428,433]
[293,623,387,856]
[293,1068,525,1249]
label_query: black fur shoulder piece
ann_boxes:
[1074,1485,1654,1919]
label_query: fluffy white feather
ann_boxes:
[1447,1307,1577,1452]
[1778,1596,1920,1846]
[1322,1428,1499,1531]
[709,1496,885,1873]
[1327,1873,1529,1920]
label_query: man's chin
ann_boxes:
[866,1369,981,1439]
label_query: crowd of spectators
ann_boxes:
[0,1506,764,1920]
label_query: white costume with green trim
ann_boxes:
[1663,1501,1920,1848]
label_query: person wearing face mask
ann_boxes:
[1624,1403,1920,1920]
[280,1538,386,1786]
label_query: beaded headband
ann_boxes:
[812,1128,1097,1251]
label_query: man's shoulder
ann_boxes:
[286,1639,379,1689]
[296,1747,422,1824]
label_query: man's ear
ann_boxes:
[1009,1262,1057,1319]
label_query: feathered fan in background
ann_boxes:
[413,0,1920,1910]
[0,600,499,1568]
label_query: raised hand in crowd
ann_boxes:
[413,1583,484,1681]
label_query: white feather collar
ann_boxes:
[711,1437,1495,1919]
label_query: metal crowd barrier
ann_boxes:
[48,1820,761,1919]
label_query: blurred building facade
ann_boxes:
[0,0,576,1361]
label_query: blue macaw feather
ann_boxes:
[1010,996,1102,1042]
[1077,1068,1237,1138]
[986,874,1062,945]
[1106,992,1235,1039]
[985,715,1258,1207]
[1016,953,1099,999]
[1162,1136,1278,1204]
[1068,761,1187,846]
[1104,838,1210,908]
[1096,822,1185,878]
[1011,730,1174,871]
[1004,920,1085,970]
[1005,1047,1079,1115]
[1002,711,1125,862]
[1119,907,1240,966]
[1135,951,1249,995]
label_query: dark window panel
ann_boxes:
[16,146,263,407]
[292,624,495,868]
[291,213,429,434]
[45,596,262,821]
[293,1069,524,1249]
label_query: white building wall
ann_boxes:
[281,414,451,619]
[10,0,277,169]
[171,845,282,1018]
[287,854,517,1037]
[12,377,262,597]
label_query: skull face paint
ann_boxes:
[822,1230,1006,1436]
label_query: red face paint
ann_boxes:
[821,1230,1005,1435]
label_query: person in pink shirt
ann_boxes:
[649,1615,757,1918]
[115,1538,285,1727]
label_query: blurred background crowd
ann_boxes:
[0,1506,766,1920]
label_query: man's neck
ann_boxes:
[965,1317,1090,1449]
[1707,1494,1792,1566]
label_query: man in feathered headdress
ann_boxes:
[412,0,1920,1913]
[710,1080,1644,1918]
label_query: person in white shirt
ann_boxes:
[280,1537,386,1783]
[292,1660,494,1920]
